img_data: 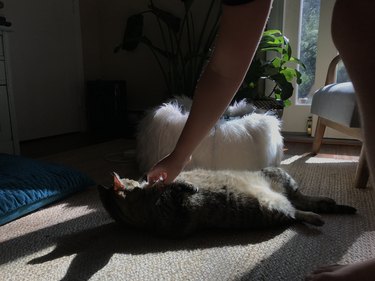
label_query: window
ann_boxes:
[297,0,321,105]
[277,0,341,133]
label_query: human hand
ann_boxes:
[147,152,191,184]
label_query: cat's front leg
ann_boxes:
[294,210,324,226]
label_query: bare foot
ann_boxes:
[305,259,375,281]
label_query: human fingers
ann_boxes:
[147,168,167,184]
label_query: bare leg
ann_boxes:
[306,258,375,281]
[306,0,375,280]
[331,0,375,175]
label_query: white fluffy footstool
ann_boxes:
[136,97,284,173]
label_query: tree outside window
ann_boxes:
[297,0,320,104]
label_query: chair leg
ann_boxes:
[354,146,369,189]
[312,117,326,155]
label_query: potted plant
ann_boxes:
[114,0,221,98]
[115,1,304,115]
[118,1,294,172]
[235,29,305,116]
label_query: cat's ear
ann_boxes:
[113,172,125,191]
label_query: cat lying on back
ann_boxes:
[98,167,356,238]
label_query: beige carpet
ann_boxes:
[1,140,375,281]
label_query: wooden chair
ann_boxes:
[310,55,369,188]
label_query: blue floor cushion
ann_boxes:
[0,153,95,225]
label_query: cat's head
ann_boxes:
[97,173,146,225]
[97,173,164,227]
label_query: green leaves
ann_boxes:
[240,29,305,107]
[271,57,282,68]
[116,5,303,108]
[260,30,284,49]
[280,68,297,82]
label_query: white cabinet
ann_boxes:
[0,27,19,154]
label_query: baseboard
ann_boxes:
[282,132,361,146]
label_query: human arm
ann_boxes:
[147,0,273,183]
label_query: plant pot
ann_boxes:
[251,99,284,119]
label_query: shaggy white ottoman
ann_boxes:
[136,97,284,173]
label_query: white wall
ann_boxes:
[79,0,103,81]
[5,0,85,141]
[79,0,170,110]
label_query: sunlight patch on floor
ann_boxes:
[282,152,359,165]
[306,154,358,164]
[340,231,375,263]
[281,153,310,165]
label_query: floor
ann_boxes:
[19,132,362,160]
[17,132,362,187]
[19,132,116,158]
[3,139,372,281]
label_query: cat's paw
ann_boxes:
[172,181,199,193]
[295,210,325,226]
[189,185,199,193]
[183,182,199,193]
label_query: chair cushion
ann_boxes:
[311,82,360,128]
[0,153,95,225]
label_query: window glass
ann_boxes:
[297,0,321,105]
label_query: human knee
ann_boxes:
[331,0,356,47]
[332,1,375,55]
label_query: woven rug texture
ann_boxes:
[0,149,374,281]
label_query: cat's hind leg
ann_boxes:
[261,167,356,215]
[292,195,356,214]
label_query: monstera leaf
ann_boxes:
[181,0,194,10]
[239,29,305,106]
[149,2,181,33]
[270,73,294,101]
[114,14,144,52]
[115,0,222,98]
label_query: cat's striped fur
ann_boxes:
[98,167,356,238]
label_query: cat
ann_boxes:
[98,167,356,238]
